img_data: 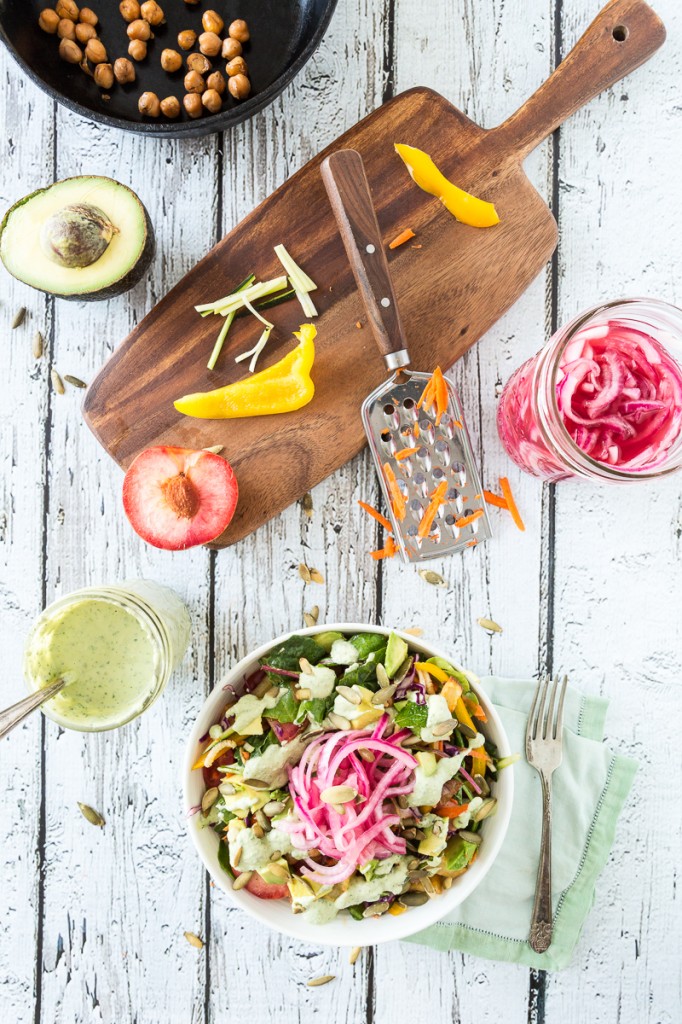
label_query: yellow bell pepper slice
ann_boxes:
[175,323,316,419]
[395,143,500,228]
[414,661,449,684]
[454,696,477,735]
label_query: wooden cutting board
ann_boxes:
[83,0,665,548]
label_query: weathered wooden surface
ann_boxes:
[1,1,680,1023]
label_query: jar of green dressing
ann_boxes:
[23,580,191,731]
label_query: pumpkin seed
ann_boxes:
[477,616,503,635]
[11,307,26,329]
[204,445,224,454]
[418,569,447,588]
[400,891,429,907]
[349,946,362,965]
[232,871,253,891]
[298,563,312,583]
[299,657,314,675]
[184,931,204,948]
[328,712,351,731]
[473,773,490,796]
[371,685,395,706]
[266,862,290,880]
[263,800,285,817]
[320,785,357,804]
[309,567,325,584]
[397,795,409,809]
[432,718,458,737]
[336,685,361,705]
[459,829,483,845]
[64,374,87,389]
[77,802,105,827]
[32,331,44,358]
[459,722,478,740]
[307,975,335,988]
[472,798,497,822]
[201,787,219,814]
[51,368,64,395]
[232,845,242,867]
[301,492,314,518]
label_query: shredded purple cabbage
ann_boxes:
[459,765,481,794]
[260,665,299,680]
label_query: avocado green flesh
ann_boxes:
[0,176,154,299]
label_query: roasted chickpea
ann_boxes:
[206,70,225,94]
[78,6,97,24]
[160,48,182,72]
[177,29,196,50]
[85,38,107,63]
[127,17,151,40]
[128,38,147,60]
[160,95,181,117]
[186,52,211,74]
[228,19,249,43]
[202,10,224,33]
[57,17,76,40]
[228,73,250,100]
[198,31,221,57]
[75,22,96,43]
[38,9,60,33]
[94,62,114,89]
[221,36,242,61]
[119,0,140,21]
[225,56,248,78]
[140,1,164,26]
[58,37,82,63]
[201,88,222,113]
[184,69,205,93]
[55,0,79,20]
[113,56,136,83]
[183,93,203,118]
[138,91,161,117]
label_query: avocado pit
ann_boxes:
[40,203,118,269]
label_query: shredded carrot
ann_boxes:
[417,480,447,539]
[453,419,463,429]
[464,695,488,722]
[394,446,420,461]
[437,802,470,819]
[370,537,397,560]
[411,244,422,249]
[388,228,416,249]
[455,509,484,529]
[482,489,508,510]
[499,476,525,531]
[358,500,393,533]
[383,462,406,521]
[241,750,250,761]
[466,540,478,547]
[417,366,449,425]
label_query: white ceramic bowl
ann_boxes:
[183,624,513,946]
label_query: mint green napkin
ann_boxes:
[404,677,637,970]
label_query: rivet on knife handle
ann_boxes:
[321,149,410,370]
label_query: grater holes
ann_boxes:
[380,429,391,443]
[451,460,467,486]
[406,524,419,538]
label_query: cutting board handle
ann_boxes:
[492,0,666,162]
[321,149,410,369]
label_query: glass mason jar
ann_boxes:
[497,298,682,481]
[24,580,191,732]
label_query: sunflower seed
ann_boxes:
[251,824,265,839]
[459,829,483,845]
[477,617,503,635]
[320,785,358,805]
[32,331,44,358]
[349,946,362,965]
[11,307,26,329]
[298,563,312,583]
[77,802,105,827]
[307,975,335,988]
[204,445,224,454]
[201,787,219,814]
[255,810,270,830]
[400,891,429,907]
[459,723,478,740]
[232,871,253,891]
[302,492,314,518]
[295,687,311,701]
[299,657,314,675]
[64,374,87,389]
[375,663,390,688]
[472,798,497,822]
[232,845,242,867]
[328,712,352,731]
[263,800,285,817]
[473,773,490,796]
[51,368,65,395]
[336,685,361,705]
[358,747,375,762]
[418,569,447,588]
[309,568,325,584]
[269,849,283,862]
[184,931,204,948]
[432,718,458,737]
[402,626,423,637]
[266,862,290,880]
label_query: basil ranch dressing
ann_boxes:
[24,581,190,731]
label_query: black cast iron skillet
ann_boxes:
[0,0,338,137]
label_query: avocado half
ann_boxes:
[0,176,155,301]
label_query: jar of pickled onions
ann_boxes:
[497,299,682,481]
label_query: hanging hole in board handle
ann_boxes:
[612,24,629,42]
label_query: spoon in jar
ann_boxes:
[0,679,66,740]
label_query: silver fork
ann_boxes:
[525,673,569,953]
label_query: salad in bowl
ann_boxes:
[185,625,514,944]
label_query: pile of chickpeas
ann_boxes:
[38,2,252,121]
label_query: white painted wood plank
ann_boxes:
[545,1,682,1021]
[0,57,54,1024]
[376,1,554,1020]
[35,113,217,1024]
[209,1,386,1019]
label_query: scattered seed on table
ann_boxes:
[418,569,446,587]
[204,445,223,454]
[309,568,324,584]
[11,307,26,329]
[32,331,44,358]
[302,492,313,518]
[298,563,312,583]
[77,802,105,827]
[64,374,87,389]
[477,616,503,634]
[403,626,423,636]
[303,605,319,628]
[51,369,65,395]
[307,975,335,988]
[349,946,362,965]
[184,931,204,949]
